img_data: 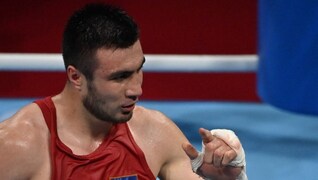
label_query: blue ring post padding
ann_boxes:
[257,0,318,115]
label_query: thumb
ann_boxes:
[182,142,204,173]
[182,142,199,160]
[199,128,215,144]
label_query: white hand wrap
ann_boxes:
[191,151,204,173]
[191,129,248,180]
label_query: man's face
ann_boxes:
[82,40,145,123]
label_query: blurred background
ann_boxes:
[0,0,317,179]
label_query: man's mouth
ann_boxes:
[121,103,135,112]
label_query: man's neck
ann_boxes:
[51,86,113,155]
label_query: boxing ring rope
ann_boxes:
[0,53,259,100]
[0,53,258,72]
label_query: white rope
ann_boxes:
[0,53,258,72]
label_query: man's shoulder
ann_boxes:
[131,105,188,163]
[135,105,167,118]
[0,102,49,180]
[134,105,172,125]
[0,102,48,150]
[131,105,190,175]
[133,105,186,137]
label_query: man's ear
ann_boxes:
[67,65,82,90]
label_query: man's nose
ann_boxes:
[126,71,143,99]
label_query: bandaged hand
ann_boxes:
[182,128,247,180]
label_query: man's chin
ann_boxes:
[114,112,133,123]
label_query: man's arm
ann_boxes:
[0,104,48,179]
[156,120,205,179]
[157,118,244,179]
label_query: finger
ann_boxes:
[213,145,233,167]
[210,129,241,151]
[202,138,223,164]
[221,149,237,166]
[199,128,215,144]
[183,142,205,172]
[212,146,226,167]
[210,129,246,167]
[182,142,199,160]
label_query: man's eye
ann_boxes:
[113,73,131,80]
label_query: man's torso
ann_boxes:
[32,97,158,180]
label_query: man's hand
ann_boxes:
[182,128,247,179]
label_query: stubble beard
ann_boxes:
[82,81,133,123]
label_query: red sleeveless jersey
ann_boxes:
[34,97,156,180]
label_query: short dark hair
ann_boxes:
[62,3,140,80]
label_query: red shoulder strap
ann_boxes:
[33,96,56,131]
[33,96,57,180]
